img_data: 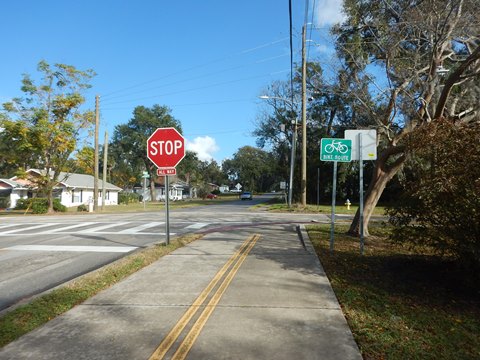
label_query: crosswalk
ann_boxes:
[6,245,138,253]
[0,221,210,236]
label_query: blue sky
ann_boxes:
[1,0,344,163]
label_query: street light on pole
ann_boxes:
[259,95,298,207]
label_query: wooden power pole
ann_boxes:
[93,95,100,212]
[101,130,108,211]
[301,24,307,207]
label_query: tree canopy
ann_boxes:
[223,146,276,192]
[1,60,95,212]
[110,104,182,197]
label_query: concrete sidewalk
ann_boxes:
[0,224,362,360]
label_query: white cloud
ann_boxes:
[314,0,346,27]
[186,136,219,162]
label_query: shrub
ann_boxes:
[211,189,221,196]
[119,192,140,204]
[31,199,48,214]
[15,198,30,210]
[77,204,88,212]
[388,119,480,271]
[53,199,67,212]
[15,198,67,213]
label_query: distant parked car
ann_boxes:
[240,191,253,200]
[206,193,217,199]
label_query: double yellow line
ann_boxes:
[149,234,261,360]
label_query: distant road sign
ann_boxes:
[320,138,352,162]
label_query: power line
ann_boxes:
[101,70,290,106]
[101,54,289,104]
[101,37,290,100]
[102,98,256,111]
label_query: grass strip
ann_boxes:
[307,224,480,360]
[0,233,203,348]
[263,202,386,215]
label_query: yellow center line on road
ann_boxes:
[171,234,260,360]
[149,234,261,360]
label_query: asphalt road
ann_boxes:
[0,194,324,313]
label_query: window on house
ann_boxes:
[53,189,62,199]
[72,190,80,203]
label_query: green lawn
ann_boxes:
[307,224,480,359]
[259,200,387,216]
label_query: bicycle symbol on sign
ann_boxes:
[324,140,349,154]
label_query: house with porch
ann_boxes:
[0,169,122,208]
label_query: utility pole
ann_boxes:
[101,130,108,211]
[93,95,100,212]
[288,119,297,207]
[301,24,308,207]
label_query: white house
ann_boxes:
[0,169,122,208]
[135,178,189,202]
[0,178,30,209]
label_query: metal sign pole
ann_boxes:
[330,161,338,253]
[143,176,146,211]
[317,167,320,206]
[165,175,170,245]
[359,134,364,255]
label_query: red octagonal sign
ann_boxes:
[147,127,185,168]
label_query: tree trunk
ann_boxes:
[47,188,54,214]
[150,177,156,202]
[348,146,406,236]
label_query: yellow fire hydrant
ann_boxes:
[345,199,351,210]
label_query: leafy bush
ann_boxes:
[15,198,30,210]
[388,119,480,270]
[77,204,88,212]
[0,197,10,209]
[53,199,67,212]
[119,192,140,204]
[211,189,221,195]
[31,199,48,214]
[15,198,67,213]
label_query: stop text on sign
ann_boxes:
[148,140,183,156]
[147,127,185,169]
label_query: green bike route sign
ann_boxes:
[320,138,352,162]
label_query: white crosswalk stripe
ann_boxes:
[84,222,131,233]
[0,224,21,230]
[6,245,138,253]
[36,222,96,234]
[0,221,208,236]
[185,223,208,229]
[0,223,59,234]
[117,222,164,234]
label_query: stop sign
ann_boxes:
[147,127,185,168]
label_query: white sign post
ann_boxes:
[344,130,377,255]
